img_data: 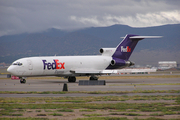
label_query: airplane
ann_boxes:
[7,34,162,83]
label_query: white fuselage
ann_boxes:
[7,55,112,77]
[7,34,161,80]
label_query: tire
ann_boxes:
[68,77,76,82]
[20,79,26,84]
[23,79,26,83]
[90,76,98,80]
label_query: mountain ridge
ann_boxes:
[0,24,180,66]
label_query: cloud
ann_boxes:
[0,0,180,36]
[70,10,180,27]
[70,16,101,26]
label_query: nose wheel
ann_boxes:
[20,78,26,84]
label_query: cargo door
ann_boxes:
[27,59,33,70]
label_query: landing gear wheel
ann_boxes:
[89,76,98,80]
[20,79,26,84]
[68,76,76,83]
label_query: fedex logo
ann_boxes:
[42,59,65,70]
[121,46,131,52]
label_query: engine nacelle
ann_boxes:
[99,48,116,56]
[111,59,135,67]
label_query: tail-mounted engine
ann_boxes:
[111,59,135,68]
[99,48,116,56]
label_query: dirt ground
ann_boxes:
[1,99,180,120]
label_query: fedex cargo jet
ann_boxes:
[7,34,162,83]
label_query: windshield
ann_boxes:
[12,62,23,66]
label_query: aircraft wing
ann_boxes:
[70,69,117,75]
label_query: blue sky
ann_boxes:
[0,0,180,36]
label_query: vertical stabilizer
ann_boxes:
[106,34,162,69]
[112,34,139,60]
[112,34,162,60]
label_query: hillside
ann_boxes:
[0,24,180,66]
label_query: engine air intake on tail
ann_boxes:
[99,48,116,56]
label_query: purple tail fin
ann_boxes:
[106,34,162,69]
[112,34,140,60]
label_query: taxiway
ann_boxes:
[0,77,180,97]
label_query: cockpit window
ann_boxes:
[12,62,23,66]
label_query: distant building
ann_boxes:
[158,61,177,69]
[117,67,157,74]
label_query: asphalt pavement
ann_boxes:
[0,77,179,97]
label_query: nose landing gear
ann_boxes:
[20,78,26,84]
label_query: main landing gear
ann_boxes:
[20,78,26,84]
[68,76,98,83]
[89,76,98,80]
[68,76,76,82]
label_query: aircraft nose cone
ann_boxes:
[7,66,12,73]
[7,66,15,74]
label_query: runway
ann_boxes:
[0,77,180,97]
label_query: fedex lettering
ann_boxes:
[121,46,131,52]
[42,59,65,70]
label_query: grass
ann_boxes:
[36,114,46,116]
[0,90,179,94]
[163,111,177,115]
[0,95,179,119]
[150,113,164,116]
[110,113,142,116]
[1,102,179,112]
[176,96,180,104]
[79,109,96,112]
[83,113,103,117]
[76,117,129,120]
[44,109,53,112]
[56,109,74,112]
[35,110,41,112]
[0,118,49,120]
[124,113,141,116]
[11,113,23,116]
[0,95,178,104]
[49,113,63,116]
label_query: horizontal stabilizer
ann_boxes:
[130,36,163,39]
[121,36,162,39]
